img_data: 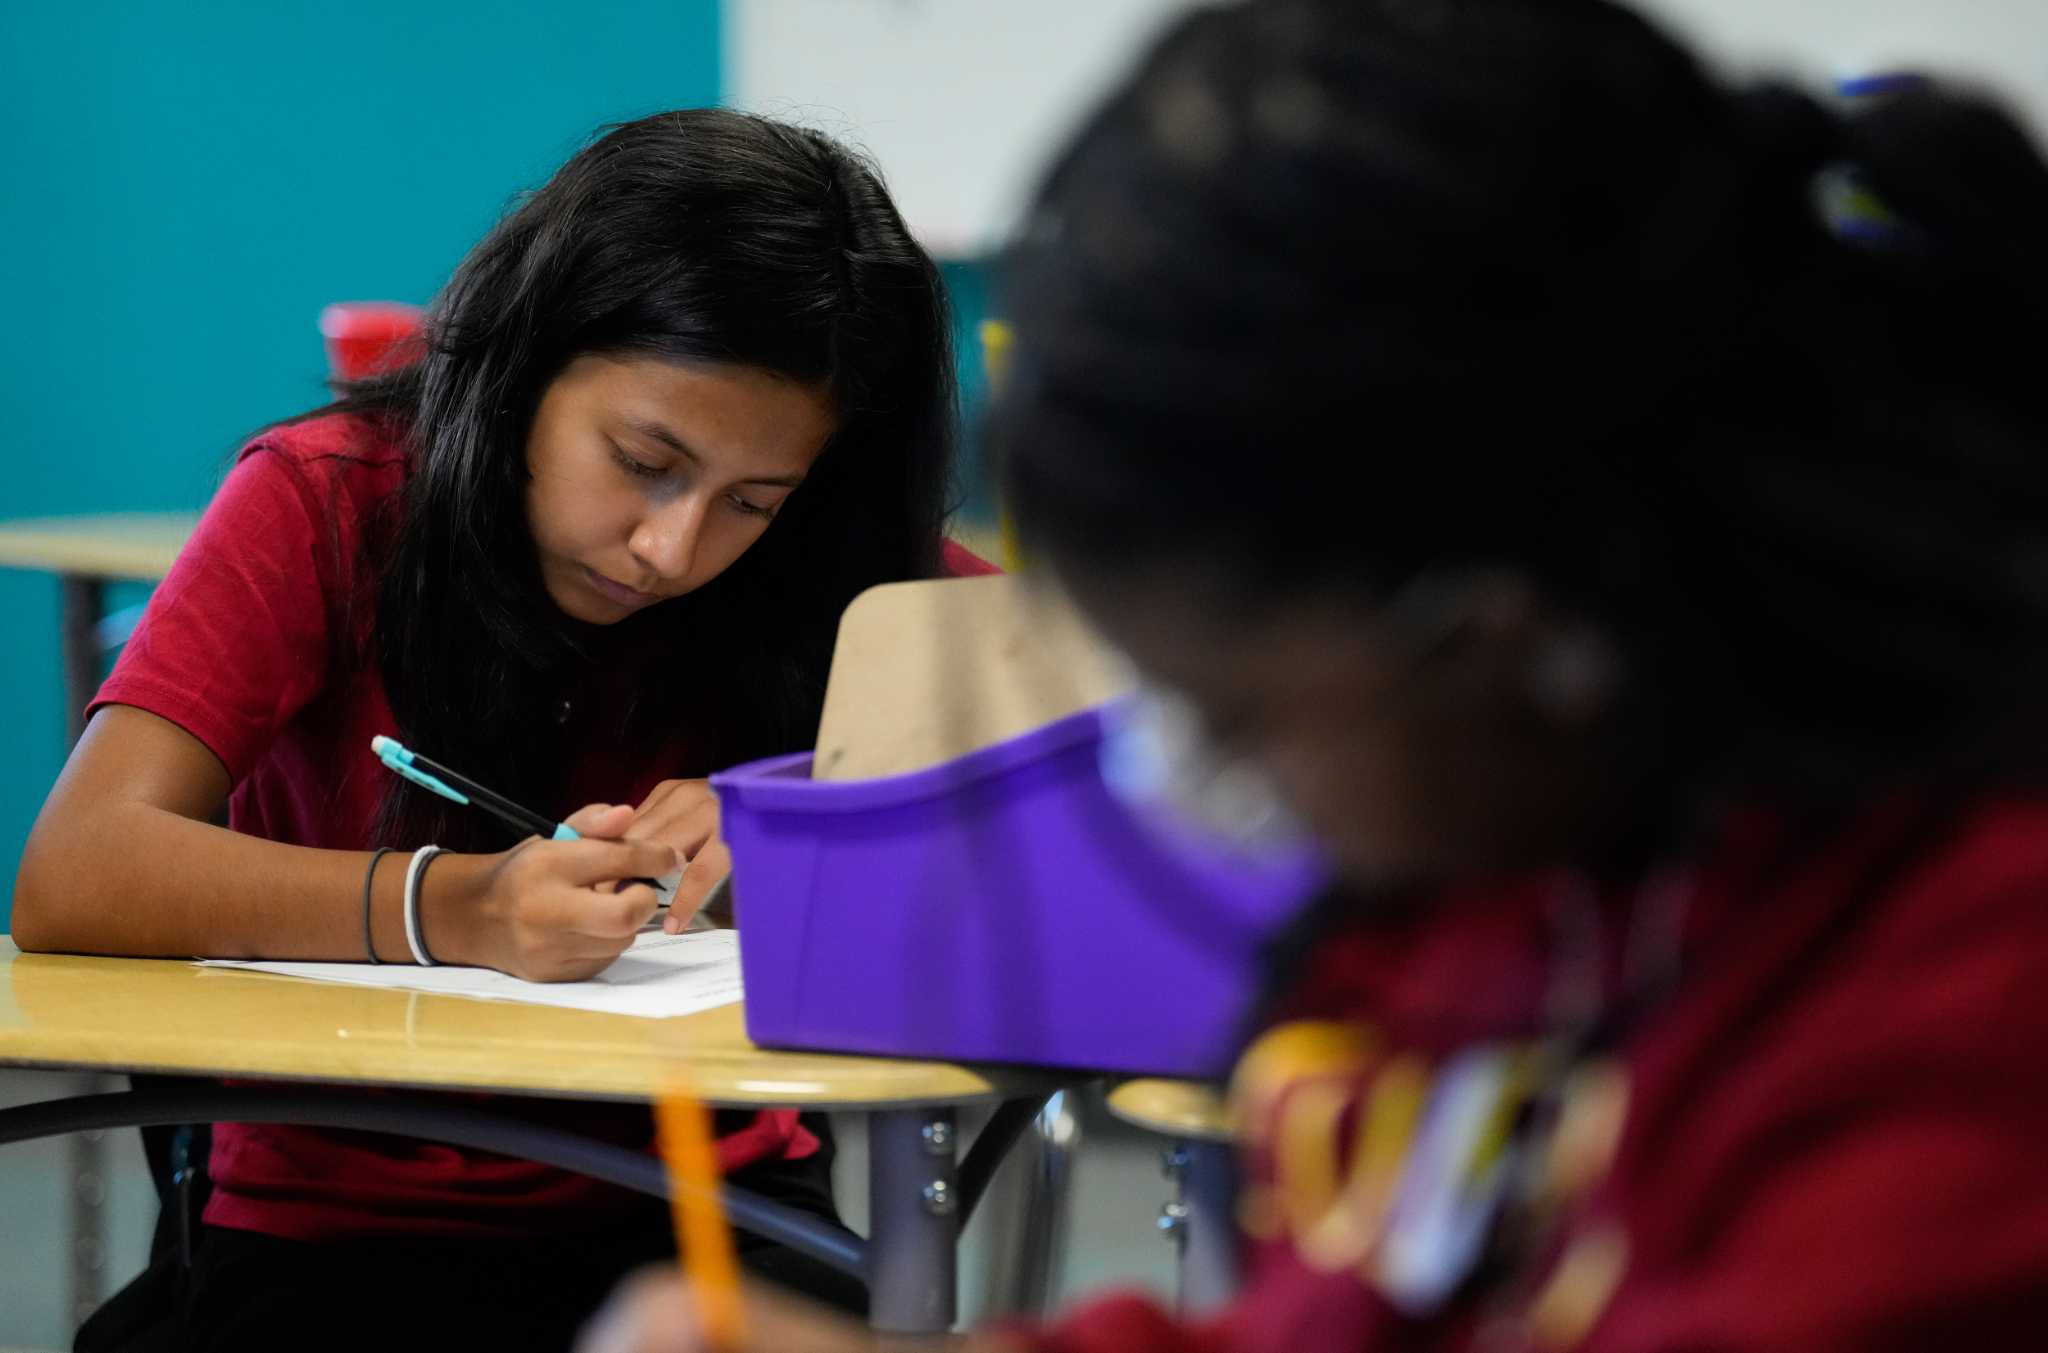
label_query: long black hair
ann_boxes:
[995,0,2048,830]
[319,108,954,851]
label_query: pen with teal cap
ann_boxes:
[371,735,682,900]
[372,735,581,842]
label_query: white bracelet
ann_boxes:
[402,845,444,967]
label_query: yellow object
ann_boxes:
[1526,1225,1629,1350]
[1306,1054,1424,1272]
[0,512,199,580]
[1104,1078,1231,1142]
[978,319,1025,571]
[656,1084,747,1352]
[1541,1061,1631,1207]
[1273,1078,1352,1258]
[997,511,1024,574]
[979,319,1014,390]
[1229,1020,1379,1132]
[1461,1049,1536,1190]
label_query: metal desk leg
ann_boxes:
[1160,1140,1238,1315]
[66,1115,108,1327]
[1009,1091,1078,1316]
[971,1090,1077,1318]
[61,573,106,739]
[867,1107,959,1333]
[60,572,110,1329]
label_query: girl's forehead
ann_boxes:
[551,353,837,469]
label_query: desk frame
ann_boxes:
[0,1073,1053,1333]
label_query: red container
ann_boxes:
[319,301,425,380]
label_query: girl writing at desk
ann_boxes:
[591,0,2048,1348]
[14,108,989,1349]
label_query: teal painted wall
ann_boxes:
[939,258,1000,524]
[0,2,724,929]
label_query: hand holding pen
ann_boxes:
[371,737,680,981]
[466,802,680,980]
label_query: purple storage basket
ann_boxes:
[711,705,1324,1078]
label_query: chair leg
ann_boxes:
[1161,1138,1239,1315]
[66,1074,111,1330]
[970,1090,1079,1318]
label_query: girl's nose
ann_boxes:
[629,494,707,585]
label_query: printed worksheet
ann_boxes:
[199,930,742,1019]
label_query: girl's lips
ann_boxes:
[583,566,661,609]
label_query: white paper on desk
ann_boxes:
[197,930,743,1019]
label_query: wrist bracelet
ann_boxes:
[403,845,445,967]
[362,846,396,965]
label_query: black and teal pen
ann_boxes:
[370,735,681,900]
[372,735,581,841]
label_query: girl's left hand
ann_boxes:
[625,778,733,931]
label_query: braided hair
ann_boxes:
[996,0,2048,822]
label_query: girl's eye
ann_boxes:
[610,443,664,479]
[728,494,776,520]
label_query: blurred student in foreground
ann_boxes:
[585,0,2048,1347]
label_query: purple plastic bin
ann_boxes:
[710,705,1325,1078]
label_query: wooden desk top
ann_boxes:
[0,513,201,581]
[0,513,1004,587]
[0,939,1059,1110]
[1105,1078,1231,1142]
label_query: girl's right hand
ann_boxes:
[438,803,679,982]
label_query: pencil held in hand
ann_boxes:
[655,1083,747,1352]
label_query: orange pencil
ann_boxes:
[655,1081,748,1351]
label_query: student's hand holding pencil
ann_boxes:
[435,802,679,981]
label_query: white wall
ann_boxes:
[1638,0,2048,132]
[723,0,2048,255]
[724,0,1195,254]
